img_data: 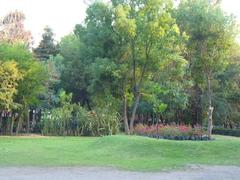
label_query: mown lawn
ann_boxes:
[0,135,239,171]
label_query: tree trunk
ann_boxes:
[190,84,202,126]
[0,112,2,134]
[207,75,214,138]
[26,109,30,134]
[10,116,15,135]
[131,41,137,95]
[16,112,23,135]
[16,118,21,135]
[123,95,130,134]
[207,106,214,138]
[130,93,140,132]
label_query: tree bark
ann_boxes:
[131,41,137,95]
[130,93,140,132]
[10,116,15,135]
[16,112,23,135]
[207,75,214,138]
[207,106,214,138]
[123,95,130,134]
[0,111,2,134]
[27,109,30,134]
[16,118,21,135]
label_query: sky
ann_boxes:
[0,0,239,46]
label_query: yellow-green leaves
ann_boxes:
[0,61,22,110]
[115,5,136,39]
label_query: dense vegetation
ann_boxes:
[213,127,240,137]
[0,0,239,136]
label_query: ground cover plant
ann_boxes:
[0,135,239,171]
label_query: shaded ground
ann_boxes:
[0,166,239,180]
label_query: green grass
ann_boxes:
[0,135,239,171]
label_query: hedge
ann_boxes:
[212,128,240,137]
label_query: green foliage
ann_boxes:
[73,105,119,136]
[60,34,90,105]
[33,26,59,61]
[0,43,46,106]
[0,61,22,110]
[0,42,47,134]
[212,50,240,128]
[57,0,238,131]
[42,105,119,136]
[0,43,47,107]
[41,91,119,136]
[176,0,237,83]
[213,128,240,137]
[112,0,188,130]
[175,0,239,126]
[1,0,239,135]
[41,54,64,108]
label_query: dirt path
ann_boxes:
[0,166,239,180]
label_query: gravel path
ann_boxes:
[0,166,239,180]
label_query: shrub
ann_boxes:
[41,105,73,136]
[160,126,181,137]
[41,104,119,136]
[212,128,240,137]
[134,124,209,140]
[72,105,119,136]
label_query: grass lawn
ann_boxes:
[0,135,239,171]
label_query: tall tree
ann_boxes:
[61,2,116,108]
[175,0,238,137]
[0,61,22,134]
[33,26,60,109]
[0,43,47,134]
[113,0,187,132]
[213,44,240,128]
[0,10,32,46]
[59,1,188,133]
[33,26,59,61]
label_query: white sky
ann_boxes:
[0,0,239,46]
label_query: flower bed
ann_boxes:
[134,124,211,141]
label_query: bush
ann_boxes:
[134,124,210,140]
[213,128,240,137]
[72,105,119,136]
[41,105,73,136]
[41,104,119,136]
[41,90,119,136]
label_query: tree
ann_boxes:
[213,45,240,128]
[175,0,238,137]
[61,2,116,108]
[33,26,59,61]
[43,54,64,109]
[59,1,188,134]
[60,34,91,106]
[0,10,32,46]
[0,43,47,134]
[33,26,61,109]
[113,0,187,132]
[0,61,22,134]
